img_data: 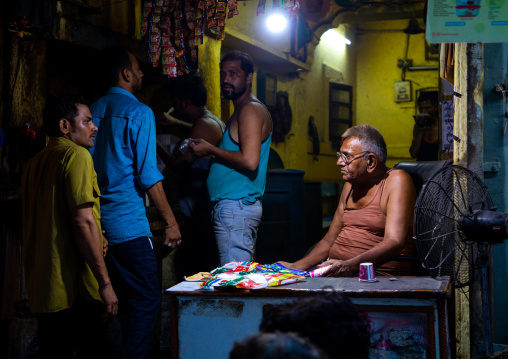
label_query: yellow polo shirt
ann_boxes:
[22,137,102,313]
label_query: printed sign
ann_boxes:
[426,0,508,43]
[442,100,455,153]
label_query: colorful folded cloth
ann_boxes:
[199,261,308,290]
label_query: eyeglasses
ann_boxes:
[337,151,370,165]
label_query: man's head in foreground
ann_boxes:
[43,95,97,148]
[260,292,370,359]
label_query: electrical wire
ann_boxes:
[401,34,410,81]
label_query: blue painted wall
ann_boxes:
[483,43,508,344]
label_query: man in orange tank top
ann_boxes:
[279,125,416,277]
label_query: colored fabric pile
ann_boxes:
[199,261,308,290]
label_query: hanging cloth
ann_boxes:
[308,116,320,156]
[270,91,293,143]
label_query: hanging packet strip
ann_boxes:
[257,0,266,15]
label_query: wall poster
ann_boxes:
[442,100,455,153]
[426,0,508,43]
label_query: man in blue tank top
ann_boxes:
[190,50,273,265]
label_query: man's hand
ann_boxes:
[102,230,108,257]
[99,282,118,322]
[319,259,356,277]
[146,181,181,249]
[164,224,182,248]
[189,138,214,158]
[276,261,295,269]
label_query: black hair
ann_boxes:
[170,75,207,107]
[101,46,133,88]
[417,91,438,105]
[220,50,254,75]
[229,331,328,359]
[43,95,89,137]
[260,292,370,359]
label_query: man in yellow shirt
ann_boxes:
[22,95,118,358]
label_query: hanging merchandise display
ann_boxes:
[141,0,299,77]
[142,0,214,77]
[258,0,301,18]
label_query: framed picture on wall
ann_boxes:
[394,81,412,103]
[425,41,440,61]
[356,305,442,358]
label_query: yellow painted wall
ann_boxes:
[218,1,357,183]
[356,20,439,168]
[301,26,357,182]
[199,9,437,182]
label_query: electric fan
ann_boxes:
[414,164,508,355]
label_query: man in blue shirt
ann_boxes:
[89,46,181,358]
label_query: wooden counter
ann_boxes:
[166,276,451,359]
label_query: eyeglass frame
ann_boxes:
[336,150,370,165]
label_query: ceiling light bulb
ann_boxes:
[341,34,351,45]
[266,11,287,33]
[321,29,351,45]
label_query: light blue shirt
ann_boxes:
[89,87,163,244]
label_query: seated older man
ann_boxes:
[279,125,416,277]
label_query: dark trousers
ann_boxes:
[105,237,161,359]
[36,294,106,359]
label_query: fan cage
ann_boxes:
[414,165,490,288]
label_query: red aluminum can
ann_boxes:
[359,262,376,282]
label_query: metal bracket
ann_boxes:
[397,58,412,69]
[484,162,501,173]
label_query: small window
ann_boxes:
[329,83,353,148]
[257,71,277,110]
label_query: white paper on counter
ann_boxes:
[165,281,203,292]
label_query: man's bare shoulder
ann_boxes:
[192,117,224,145]
[381,169,416,211]
[195,116,223,130]
[385,169,415,192]
[237,100,270,123]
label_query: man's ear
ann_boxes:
[366,153,377,172]
[246,72,253,87]
[121,67,131,83]
[59,118,71,136]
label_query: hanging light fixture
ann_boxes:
[321,28,351,45]
[404,6,425,34]
[266,0,288,33]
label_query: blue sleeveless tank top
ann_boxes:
[207,100,272,204]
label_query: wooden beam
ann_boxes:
[51,17,145,60]
[453,42,485,358]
